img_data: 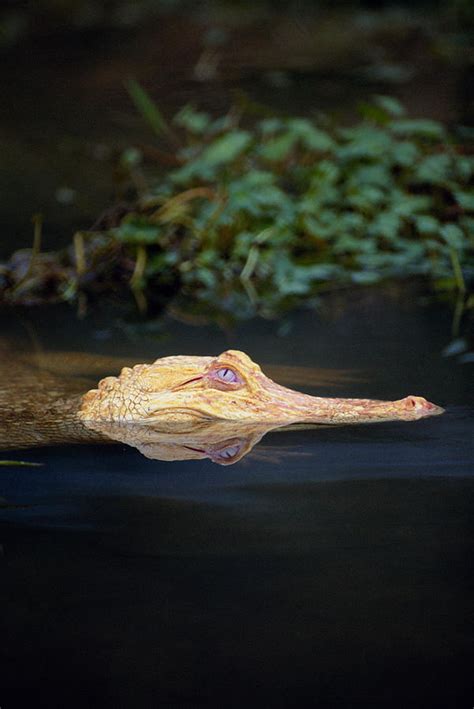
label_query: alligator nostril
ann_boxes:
[408,395,438,409]
[404,395,427,410]
[401,395,443,417]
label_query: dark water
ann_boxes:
[0,292,473,708]
[1,5,473,705]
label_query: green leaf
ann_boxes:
[147,251,179,273]
[359,96,405,125]
[374,95,406,117]
[223,171,293,222]
[439,224,465,249]
[347,185,386,211]
[174,105,211,134]
[172,131,252,182]
[112,217,162,244]
[195,267,217,289]
[390,119,445,140]
[337,126,394,160]
[459,216,474,236]
[272,254,343,295]
[260,119,334,161]
[333,234,376,255]
[415,154,453,185]
[390,192,432,217]
[300,214,340,240]
[369,211,401,241]
[201,130,252,166]
[288,119,334,152]
[414,215,439,234]
[455,190,474,212]
[311,159,340,185]
[347,163,392,188]
[260,133,297,161]
[456,157,474,182]
[392,141,419,167]
[259,118,285,134]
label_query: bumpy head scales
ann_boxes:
[78,349,444,425]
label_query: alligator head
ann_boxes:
[78,349,443,425]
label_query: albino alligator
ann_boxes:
[1,345,443,465]
[79,349,443,425]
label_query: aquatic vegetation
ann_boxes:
[0,94,473,319]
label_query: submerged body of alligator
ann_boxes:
[0,344,443,464]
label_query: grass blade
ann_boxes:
[125,78,176,141]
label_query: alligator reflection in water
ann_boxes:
[0,340,336,464]
[81,419,298,465]
[0,338,354,453]
[1,341,443,461]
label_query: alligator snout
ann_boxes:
[400,395,444,418]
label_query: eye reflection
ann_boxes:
[211,441,243,464]
[217,444,241,459]
[215,367,239,383]
[79,420,272,466]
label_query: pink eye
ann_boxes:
[215,367,239,383]
[211,440,243,465]
[219,444,241,459]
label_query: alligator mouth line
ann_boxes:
[183,445,206,454]
[146,406,212,421]
[171,375,204,391]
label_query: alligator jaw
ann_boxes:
[261,383,444,424]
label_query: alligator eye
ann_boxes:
[215,367,239,383]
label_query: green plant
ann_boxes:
[112,92,474,313]
[1,92,473,320]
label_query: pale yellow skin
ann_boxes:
[81,419,273,466]
[79,349,443,426]
[0,342,444,465]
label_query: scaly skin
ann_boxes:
[79,349,443,425]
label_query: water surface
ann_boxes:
[0,293,473,707]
